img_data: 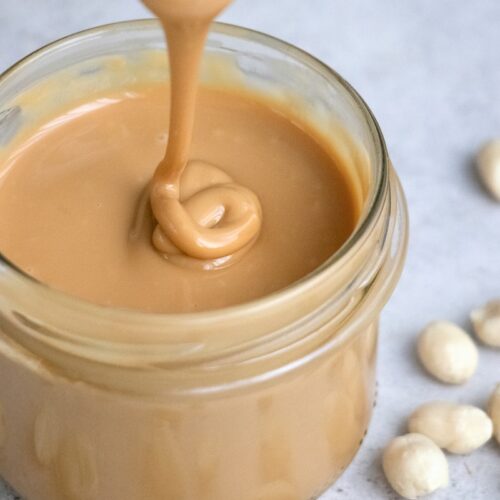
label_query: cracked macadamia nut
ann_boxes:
[476,139,500,201]
[417,321,478,384]
[408,401,493,454]
[383,433,449,500]
[488,384,500,445]
[471,300,500,347]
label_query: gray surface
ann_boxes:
[0,1,499,499]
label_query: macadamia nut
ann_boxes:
[417,321,478,384]
[383,433,449,499]
[476,139,500,201]
[408,401,492,454]
[488,384,500,445]
[471,300,500,347]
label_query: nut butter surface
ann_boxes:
[0,85,358,312]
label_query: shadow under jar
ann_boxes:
[0,20,408,500]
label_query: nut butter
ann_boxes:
[0,20,408,500]
[0,85,358,313]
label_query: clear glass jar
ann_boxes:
[0,20,408,500]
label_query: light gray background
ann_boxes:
[0,1,499,498]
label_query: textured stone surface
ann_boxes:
[1,1,499,498]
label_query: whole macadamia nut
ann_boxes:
[383,433,449,499]
[417,321,478,384]
[471,300,500,347]
[488,384,500,445]
[476,139,500,201]
[408,401,492,454]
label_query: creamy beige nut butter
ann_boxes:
[0,7,408,500]
[0,0,358,312]
[0,85,357,313]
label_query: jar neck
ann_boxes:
[0,164,407,397]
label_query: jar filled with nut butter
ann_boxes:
[0,20,407,500]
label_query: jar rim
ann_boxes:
[0,19,388,330]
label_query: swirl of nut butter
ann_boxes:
[143,0,262,270]
[151,161,262,270]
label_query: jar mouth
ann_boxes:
[0,19,388,329]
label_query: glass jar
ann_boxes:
[0,20,408,500]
